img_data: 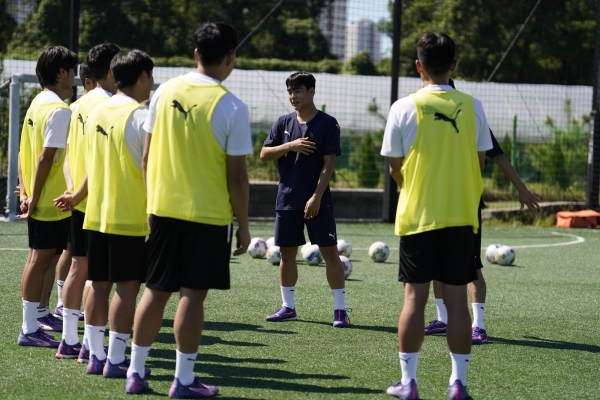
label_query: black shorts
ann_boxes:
[70,210,88,257]
[28,217,70,255]
[275,206,337,248]
[473,200,484,270]
[399,226,478,285]
[146,215,232,292]
[87,230,147,282]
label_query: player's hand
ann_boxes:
[19,193,29,214]
[17,197,35,219]
[233,227,251,256]
[53,190,78,212]
[518,189,541,213]
[304,194,321,220]
[288,138,316,155]
[14,185,20,196]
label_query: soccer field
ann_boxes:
[1,221,599,399]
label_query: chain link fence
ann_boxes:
[0,0,595,217]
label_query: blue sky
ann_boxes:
[347,0,393,57]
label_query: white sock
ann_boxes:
[62,308,81,345]
[399,352,420,385]
[88,325,107,361]
[127,343,151,379]
[332,288,346,310]
[108,331,130,365]
[281,286,295,309]
[175,350,197,386]
[472,303,485,329]
[56,280,65,307]
[82,313,89,348]
[22,301,40,334]
[435,298,448,323]
[450,353,470,386]
[36,305,46,319]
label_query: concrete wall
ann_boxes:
[249,181,383,220]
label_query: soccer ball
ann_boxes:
[369,241,390,262]
[340,255,352,279]
[299,242,312,256]
[266,237,275,249]
[494,245,516,266]
[301,244,322,266]
[266,245,281,265]
[248,238,267,258]
[337,239,352,257]
[485,244,502,264]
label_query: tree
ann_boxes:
[344,50,379,76]
[0,0,16,55]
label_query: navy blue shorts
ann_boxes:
[275,206,337,248]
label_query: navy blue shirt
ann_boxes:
[264,111,341,210]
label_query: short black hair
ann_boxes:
[35,46,78,88]
[194,22,237,66]
[286,71,316,91]
[86,43,120,80]
[111,49,154,90]
[79,62,96,86]
[417,32,456,77]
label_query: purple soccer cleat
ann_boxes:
[266,306,297,322]
[55,340,82,359]
[78,344,108,364]
[386,379,419,399]
[126,372,149,395]
[104,358,151,378]
[53,305,64,318]
[169,377,218,398]
[18,328,60,348]
[448,379,471,400]
[38,314,63,332]
[472,326,488,345]
[333,308,350,328]
[87,354,106,374]
[424,319,447,336]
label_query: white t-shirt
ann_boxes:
[102,94,148,170]
[144,72,253,156]
[380,85,493,157]
[36,90,70,149]
[68,87,112,145]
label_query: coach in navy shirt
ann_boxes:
[260,71,349,328]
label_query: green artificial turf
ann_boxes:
[1,221,599,399]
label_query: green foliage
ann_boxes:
[247,130,278,182]
[492,135,511,189]
[344,51,379,76]
[379,0,596,84]
[0,0,16,55]
[357,132,380,188]
[234,58,343,74]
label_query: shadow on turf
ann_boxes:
[154,332,267,347]
[148,349,285,365]
[161,319,297,335]
[489,336,600,352]
[145,362,380,395]
[300,319,397,334]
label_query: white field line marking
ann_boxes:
[0,248,28,251]
[352,231,585,251]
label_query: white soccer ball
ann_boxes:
[485,244,502,264]
[266,245,281,265]
[340,255,353,279]
[266,237,275,249]
[301,244,322,266]
[368,241,390,263]
[299,241,312,255]
[494,245,516,266]
[337,239,352,258]
[248,238,268,258]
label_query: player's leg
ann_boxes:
[127,215,181,393]
[103,234,146,377]
[54,245,71,317]
[425,280,448,335]
[266,211,304,322]
[469,204,487,344]
[436,226,475,399]
[58,211,89,358]
[84,230,113,373]
[387,230,437,399]
[38,256,61,327]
